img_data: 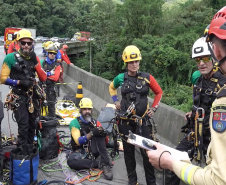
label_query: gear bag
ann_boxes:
[9,144,39,185]
[37,116,59,159]
[97,106,115,135]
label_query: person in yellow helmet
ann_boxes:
[109,45,162,185]
[147,6,226,185]
[67,98,113,180]
[40,44,61,117]
[0,29,47,146]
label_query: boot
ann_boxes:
[102,165,113,180]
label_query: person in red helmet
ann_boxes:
[58,44,74,83]
[147,6,226,185]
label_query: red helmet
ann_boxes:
[207,6,226,41]
[63,45,68,49]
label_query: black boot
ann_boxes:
[102,165,113,180]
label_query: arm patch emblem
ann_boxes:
[212,112,226,132]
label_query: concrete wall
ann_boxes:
[63,63,186,148]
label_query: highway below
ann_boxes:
[0,43,173,185]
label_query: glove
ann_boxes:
[114,101,121,110]
[147,107,156,117]
[91,127,106,137]
[29,51,38,66]
[50,69,55,75]
[19,79,34,88]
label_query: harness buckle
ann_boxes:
[205,89,213,95]
[136,85,142,89]
[196,107,205,122]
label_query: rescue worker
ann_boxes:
[147,6,226,185]
[109,45,162,185]
[58,44,74,84]
[40,44,61,118]
[0,100,4,181]
[67,98,113,180]
[0,29,47,146]
[165,36,226,185]
[7,31,20,54]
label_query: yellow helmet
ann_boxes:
[46,44,58,54]
[122,45,142,63]
[79,98,93,109]
[44,41,54,49]
[17,29,33,41]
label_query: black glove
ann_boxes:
[19,79,34,88]
[91,128,106,137]
[30,51,38,66]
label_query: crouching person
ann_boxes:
[67,98,113,180]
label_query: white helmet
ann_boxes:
[192,37,211,59]
[54,42,61,50]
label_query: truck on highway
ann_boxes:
[4,27,36,54]
[71,31,91,41]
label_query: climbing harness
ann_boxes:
[194,107,205,165]
[4,91,20,111]
[27,87,34,113]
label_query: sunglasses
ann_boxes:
[195,56,212,63]
[48,52,56,55]
[20,41,33,46]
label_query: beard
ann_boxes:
[83,113,92,122]
[20,47,31,56]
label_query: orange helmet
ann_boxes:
[207,6,226,41]
[63,45,68,49]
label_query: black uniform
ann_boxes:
[11,54,41,146]
[165,69,226,185]
[119,72,156,185]
[67,117,110,170]
[42,60,60,117]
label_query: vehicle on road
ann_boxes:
[0,36,4,43]
[71,31,91,41]
[64,37,70,41]
[4,27,36,54]
[34,36,43,42]
[41,37,50,42]
[50,37,59,42]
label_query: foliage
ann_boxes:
[0,0,225,112]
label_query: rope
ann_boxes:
[65,168,103,184]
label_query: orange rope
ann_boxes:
[66,168,103,184]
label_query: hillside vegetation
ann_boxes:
[0,0,225,112]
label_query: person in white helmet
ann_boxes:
[164,36,226,185]
[147,6,226,185]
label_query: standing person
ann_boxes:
[109,45,162,185]
[0,29,47,146]
[7,31,20,54]
[58,44,74,83]
[40,44,61,118]
[147,6,226,185]
[165,37,226,185]
[0,100,4,181]
[67,98,113,180]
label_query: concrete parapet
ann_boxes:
[63,63,186,147]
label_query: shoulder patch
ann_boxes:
[212,112,226,132]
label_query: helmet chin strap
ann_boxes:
[218,56,226,66]
[207,42,218,62]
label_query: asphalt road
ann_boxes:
[0,44,172,185]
